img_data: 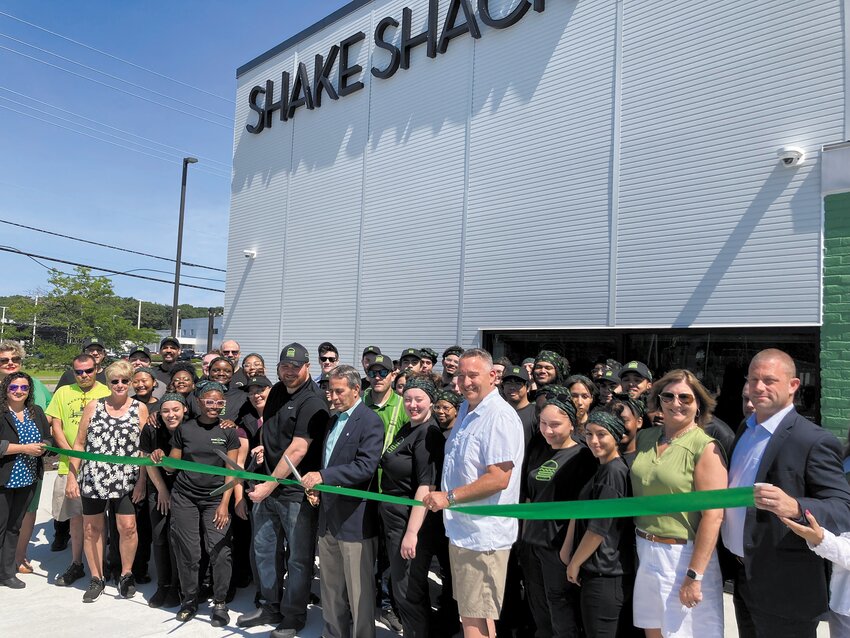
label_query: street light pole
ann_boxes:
[170,157,198,337]
[0,306,6,337]
[137,299,143,330]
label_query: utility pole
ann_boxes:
[0,306,6,337]
[31,295,38,345]
[137,299,143,330]
[170,157,198,337]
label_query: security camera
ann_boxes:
[778,147,805,167]
[243,249,257,259]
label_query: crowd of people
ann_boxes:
[1,336,850,638]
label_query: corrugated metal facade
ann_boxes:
[226,0,845,365]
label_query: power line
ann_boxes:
[0,9,233,104]
[1,87,231,169]
[0,102,229,180]
[0,245,225,293]
[0,33,233,122]
[0,218,227,273]
[0,93,231,178]
[0,44,231,129]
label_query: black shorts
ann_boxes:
[81,493,135,516]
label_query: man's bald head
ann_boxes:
[749,348,797,378]
[747,348,800,421]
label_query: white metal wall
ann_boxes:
[226,0,845,366]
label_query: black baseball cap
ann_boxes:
[368,354,394,372]
[160,336,180,349]
[400,348,422,361]
[128,345,151,359]
[242,374,272,390]
[598,369,621,385]
[279,342,309,365]
[502,365,529,383]
[362,345,381,357]
[620,361,652,381]
[82,337,105,351]
[318,341,338,355]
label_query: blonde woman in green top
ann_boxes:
[630,369,727,638]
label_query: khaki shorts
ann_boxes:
[448,543,510,619]
[51,474,82,521]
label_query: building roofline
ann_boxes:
[236,0,373,78]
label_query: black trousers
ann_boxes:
[379,503,435,638]
[148,489,178,588]
[732,561,819,638]
[522,541,582,638]
[170,490,232,604]
[0,484,37,580]
[580,572,634,638]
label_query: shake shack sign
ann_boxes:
[246,0,547,133]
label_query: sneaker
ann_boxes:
[50,535,69,552]
[55,562,85,587]
[0,576,26,589]
[270,628,297,638]
[236,606,283,628]
[82,578,105,603]
[118,573,136,598]
[380,608,403,633]
[176,601,197,622]
[211,601,229,628]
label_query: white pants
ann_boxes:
[633,536,723,637]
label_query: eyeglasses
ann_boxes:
[659,392,696,406]
[367,369,391,379]
[222,350,239,355]
[202,399,227,408]
[8,384,29,392]
[74,367,96,376]
[110,379,130,385]
[0,356,22,365]
[320,356,338,363]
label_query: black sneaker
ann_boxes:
[236,606,283,628]
[380,608,403,633]
[50,535,69,552]
[55,562,85,587]
[82,578,105,603]
[118,573,136,598]
[176,601,197,622]
[211,601,229,627]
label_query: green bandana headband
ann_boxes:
[436,389,462,408]
[160,392,187,406]
[404,376,437,403]
[535,350,569,382]
[587,409,626,440]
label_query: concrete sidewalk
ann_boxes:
[3,472,828,637]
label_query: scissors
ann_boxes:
[208,448,253,497]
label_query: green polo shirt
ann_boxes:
[363,388,409,453]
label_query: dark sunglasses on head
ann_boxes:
[659,391,696,406]
[320,356,338,363]
[74,367,96,376]
[367,369,391,379]
[0,356,22,365]
[8,384,29,392]
[110,378,130,385]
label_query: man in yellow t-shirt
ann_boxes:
[45,353,110,587]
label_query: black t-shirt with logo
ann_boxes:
[380,417,444,498]
[170,418,240,501]
[261,379,330,502]
[573,458,634,576]
[522,443,597,548]
[140,423,175,491]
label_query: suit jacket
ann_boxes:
[725,408,850,619]
[0,405,54,486]
[317,402,383,541]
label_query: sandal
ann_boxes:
[17,560,33,574]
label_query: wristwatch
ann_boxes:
[447,489,457,507]
[686,568,703,581]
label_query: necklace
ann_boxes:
[659,424,696,446]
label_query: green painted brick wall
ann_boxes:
[822,192,850,437]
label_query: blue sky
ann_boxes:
[0,0,350,308]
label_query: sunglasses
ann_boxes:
[110,378,130,385]
[8,384,29,392]
[320,356,338,363]
[367,369,391,379]
[222,350,239,355]
[0,356,22,365]
[74,367,96,376]
[202,399,227,408]
[659,392,696,406]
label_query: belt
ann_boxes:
[635,529,687,545]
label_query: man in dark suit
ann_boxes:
[722,348,850,638]
[302,365,383,638]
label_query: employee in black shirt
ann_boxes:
[502,365,535,445]
[564,410,635,638]
[152,337,181,386]
[238,343,330,637]
[379,375,444,638]
[156,382,241,627]
[140,393,186,609]
[607,393,647,468]
[433,389,461,438]
[203,357,248,422]
[522,395,597,638]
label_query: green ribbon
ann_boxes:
[47,445,754,519]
